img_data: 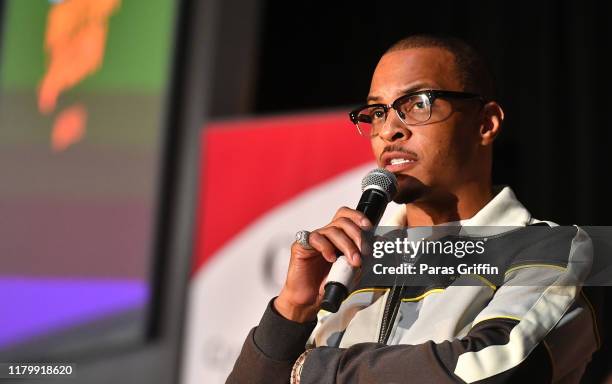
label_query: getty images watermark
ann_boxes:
[371,236,496,276]
[355,225,612,288]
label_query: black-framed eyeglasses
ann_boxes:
[348,89,485,137]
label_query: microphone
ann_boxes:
[320,168,398,313]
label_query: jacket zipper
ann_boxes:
[378,285,404,344]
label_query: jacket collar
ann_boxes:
[385,186,532,227]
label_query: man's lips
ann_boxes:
[381,151,418,172]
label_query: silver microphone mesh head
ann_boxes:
[361,168,398,202]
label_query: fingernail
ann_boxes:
[352,252,361,263]
[361,218,372,228]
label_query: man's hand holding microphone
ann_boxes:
[274,168,398,322]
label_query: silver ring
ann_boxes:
[295,230,314,250]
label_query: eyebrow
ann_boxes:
[366,82,434,104]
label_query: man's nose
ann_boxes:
[378,110,411,142]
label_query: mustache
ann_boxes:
[380,145,419,161]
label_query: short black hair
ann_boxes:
[385,34,496,100]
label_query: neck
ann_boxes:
[405,182,494,226]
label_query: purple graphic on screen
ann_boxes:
[0,277,148,348]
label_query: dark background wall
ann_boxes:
[205,0,611,381]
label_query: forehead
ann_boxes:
[368,47,461,102]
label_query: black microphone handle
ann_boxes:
[356,188,389,227]
[320,188,389,313]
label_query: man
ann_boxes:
[227,35,601,383]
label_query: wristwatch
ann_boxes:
[290,348,313,384]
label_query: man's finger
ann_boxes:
[329,217,363,252]
[317,226,362,267]
[333,206,373,228]
[308,231,338,263]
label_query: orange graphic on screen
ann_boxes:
[51,104,87,152]
[38,0,120,152]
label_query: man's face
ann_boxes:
[368,48,483,203]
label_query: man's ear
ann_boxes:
[479,101,504,146]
